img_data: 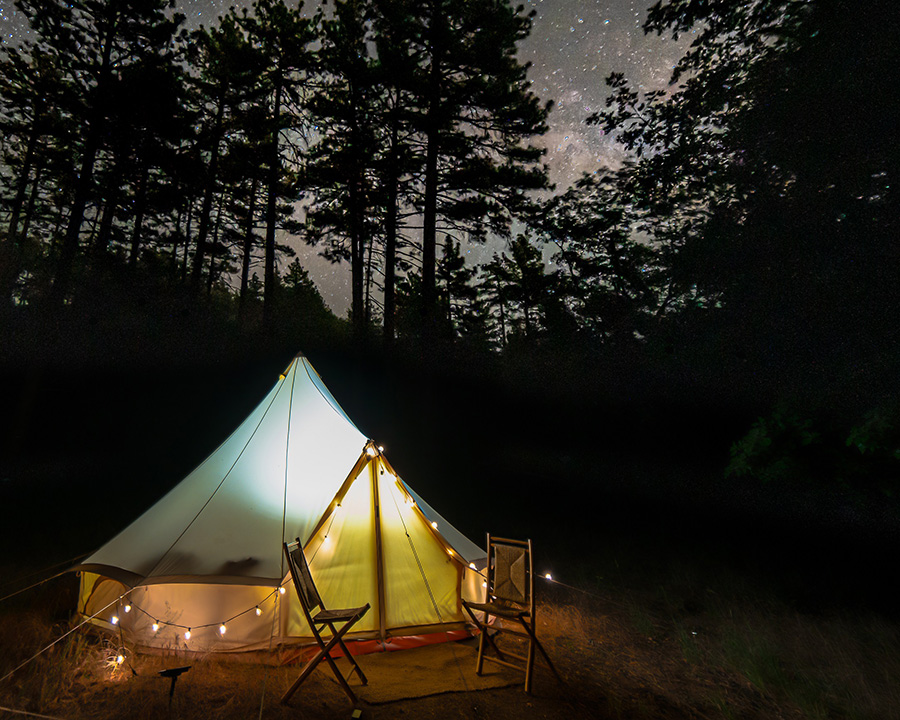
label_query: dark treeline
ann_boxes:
[0,0,549,341]
[2,0,900,514]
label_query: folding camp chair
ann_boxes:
[462,535,559,693]
[281,538,371,705]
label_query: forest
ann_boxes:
[1,0,899,513]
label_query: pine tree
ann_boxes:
[304,0,380,336]
[380,0,550,339]
[12,0,185,306]
[243,0,317,326]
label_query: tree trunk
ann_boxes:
[382,98,400,344]
[207,189,227,294]
[20,163,43,243]
[191,97,226,288]
[421,0,443,338]
[128,154,151,265]
[181,199,193,281]
[0,122,40,304]
[263,72,284,328]
[93,163,124,258]
[49,10,119,306]
[239,174,259,315]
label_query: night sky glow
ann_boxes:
[1,0,689,314]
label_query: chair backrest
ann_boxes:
[283,538,324,615]
[487,535,533,612]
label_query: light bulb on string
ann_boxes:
[184,628,191,640]
[111,615,119,625]
[124,604,131,613]
[255,606,262,616]
[116,654,125,665]
[279,586,286,595]
[219,624,227,636]
[152,622,159,633]
[544,573,553,581]
[431,521,438,530]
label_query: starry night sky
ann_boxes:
[1,0,688,313]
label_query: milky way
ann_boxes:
[2,0,688,313]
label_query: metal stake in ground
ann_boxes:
[158,666,191,711]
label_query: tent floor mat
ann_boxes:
[350,638,522,704]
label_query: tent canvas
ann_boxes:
[76,354,485,652]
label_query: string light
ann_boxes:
[111,615,119,625]
[469,563,477,570]
[279,586,286,595]
[116,654,125,665]
[431,521,438,530]
[219,624,227,635]
[152,622,159,633]
[184,628,191,640]
[544,573,552,580]
[255,606,262,616]
[124,604,131,613]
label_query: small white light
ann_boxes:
[482,582,487,588]
[378,445,384,452]
[431,521,438,529]
[219,624,227,635]
[152,622,159,633]
[116,654,125,665]
[124,604,131,613]
[184,629,191,640]
[469,563,477,570]
[111,616,119,625]
[255,606,262,616]
[447,549,454,555]
[366,446,376,457]
[322,535,330,543]
[279,587,286,595]
[545,573,552,580]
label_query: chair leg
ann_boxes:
[524,630,536,694]
[464,604,490,676]
[475,623,487,675]
[327,622,368,685]
[281,625,360,705]
[519,617,561,684]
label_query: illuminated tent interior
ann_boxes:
[75,353,485,652]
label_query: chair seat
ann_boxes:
[312,606,368,624]
[463,600,529,620]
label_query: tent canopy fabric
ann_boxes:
[75,354,484,652]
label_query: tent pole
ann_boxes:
[371,456,387,643]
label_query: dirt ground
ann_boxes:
[0,578,809,720]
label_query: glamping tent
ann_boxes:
[76,353,485,652]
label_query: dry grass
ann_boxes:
[1,567,899,720]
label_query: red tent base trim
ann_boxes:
[280,628,475,664]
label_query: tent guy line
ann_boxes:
[0,704,68,720]
[0,591,131,684]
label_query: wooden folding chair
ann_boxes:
[281,538,371,705]
[462,535,559,693]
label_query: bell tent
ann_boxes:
[76,353,484,652]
